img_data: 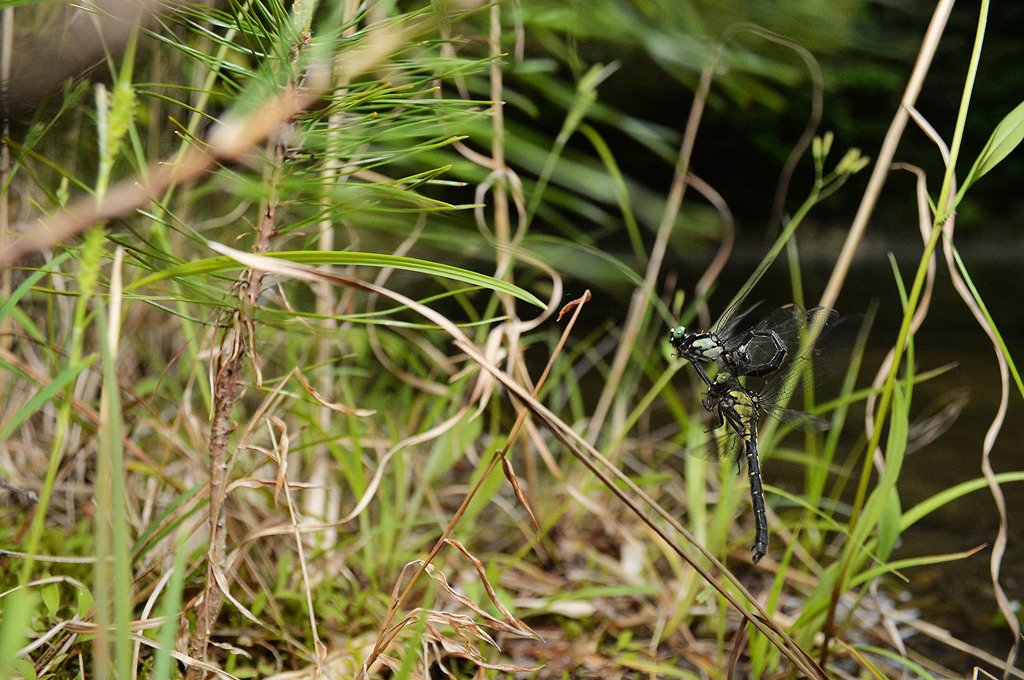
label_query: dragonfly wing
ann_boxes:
[714,301,764,341]
[718,303,819,377]
[747,312,863,429]
[690,421,746,464]
[757,311,856,395]
[740,305,838,367]
[762,402,831,432]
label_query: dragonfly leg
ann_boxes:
[692,361,714,388]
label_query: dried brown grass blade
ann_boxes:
[296,369,376,416]
[444,539,541,640]
[500,455,537,535]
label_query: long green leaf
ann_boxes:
[127,251,546,309]
[0,590,37,679]
[961,99,1024,191]
[0,355,96,441]
[0,252,73,325]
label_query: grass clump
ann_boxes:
[2,1,1023,679]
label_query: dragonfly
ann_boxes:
[698,310,853,563]
[669,303,839,389]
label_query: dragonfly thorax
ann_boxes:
[670,328,753,369]
[704,373,758,437]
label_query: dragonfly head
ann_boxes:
[668,326,689,354]
[714,370,737,385]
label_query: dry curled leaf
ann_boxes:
[296,368,376,416]
[500,455,540,535]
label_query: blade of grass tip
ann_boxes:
[853,262,911,547]
[898,470,1024,535]
[524,63,618,224]
[579,124,645,265]
[851,546,983,587]
[128,251,546,309]
[959,98,1024,195]
[853,253,913,529]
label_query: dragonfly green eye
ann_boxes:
[669,326,686,340]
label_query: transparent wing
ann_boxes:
[689,420,747,464]
[723,304,840,375]
[758,401,831,432]
[749,312,863,424]
[713,300,765,338]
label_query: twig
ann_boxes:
[184,145,282,680]
[817,0,955,311]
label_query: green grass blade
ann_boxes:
[127,250,546,309]
[961,99,1024,192]
[0,355,96,441]
[0,253,73,325]
[152,529,192,680]
[0,589,38,680]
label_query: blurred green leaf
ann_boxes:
[962,99,1024,191]
[0,355,96,441]
[40,582,60,618]
[129,251,546,309]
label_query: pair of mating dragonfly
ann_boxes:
[669,301,848,563]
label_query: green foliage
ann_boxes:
[1,0,1021,678]
[960,98,1024,193]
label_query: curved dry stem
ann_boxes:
[724,24,824,236]
[687,173,735,331]
[897,81,1019,673]
[940,211,1021,677]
